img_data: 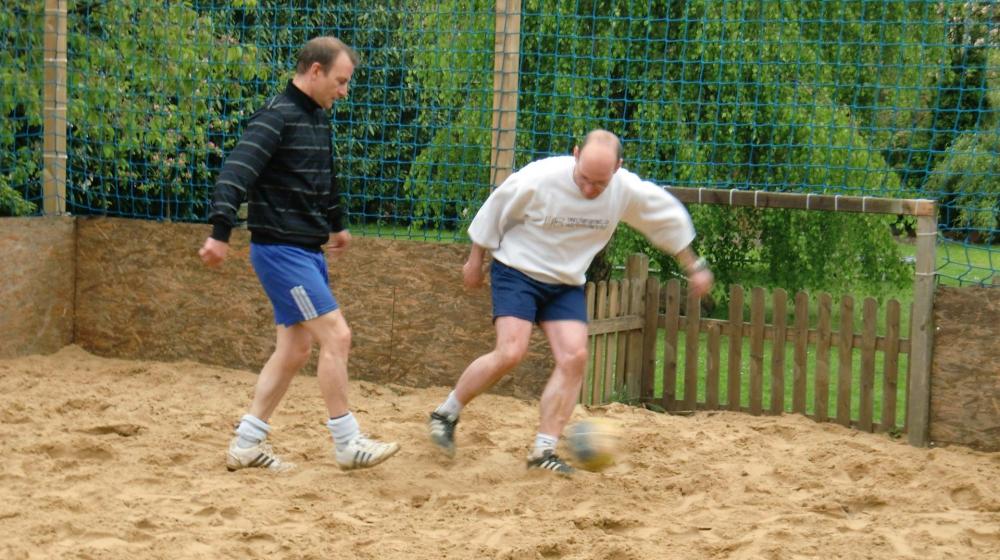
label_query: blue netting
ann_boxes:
[2,1,997,283]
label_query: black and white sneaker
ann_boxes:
[526,449,575,475]
[335,435,400,470]
[428,411,458,457]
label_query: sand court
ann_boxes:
[1,345,998,559]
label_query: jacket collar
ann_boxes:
[284,80,323,112]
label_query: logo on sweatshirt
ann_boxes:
[542,216,610,230]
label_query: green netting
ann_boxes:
[1,1,997,285]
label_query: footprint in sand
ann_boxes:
[80,424,144,437]
[949,484,983,508]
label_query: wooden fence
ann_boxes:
[582,254,913,437]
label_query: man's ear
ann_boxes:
[309,62,323,79]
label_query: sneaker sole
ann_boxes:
[226,453,294,473]
[429,437,456,458]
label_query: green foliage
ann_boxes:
[0,182,37,216]
[759,210,911,294]
[400,0,494,229]
[607,207,910,305]
[215,1,436,227]
[925,129,1000,239]
[1,1,995,288]
[0,3,42,216]
[546,0,917,296]
[923,40,999,241]
[894,2,996,195]
[67,1,264,218]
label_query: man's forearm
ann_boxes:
[467,243,487,264]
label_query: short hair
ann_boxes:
[295,36,360,75]
[581,129,623,161]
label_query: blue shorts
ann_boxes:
[490,260,587,324]
[250,243,339,327]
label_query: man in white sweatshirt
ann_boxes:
[428,129,713,474]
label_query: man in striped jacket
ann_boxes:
[199,36,399,472]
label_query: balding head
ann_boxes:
[580,129,623,161]
[572,129,623,199]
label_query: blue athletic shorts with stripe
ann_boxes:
[490,259,587,324]
[250,243,338,327]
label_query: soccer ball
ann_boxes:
[564,417,622,472]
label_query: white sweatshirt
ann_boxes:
[468,155,696,285]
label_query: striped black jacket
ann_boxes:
[208,81,344,250]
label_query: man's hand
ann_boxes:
[327,230,352,257]
[462,244,488,290]
[199,237,229,267]
[463,258,485,290]
[687,267,714,299]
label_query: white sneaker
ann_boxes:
[335,435,400,470]
[226,437,295,473]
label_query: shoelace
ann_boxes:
[352,435,392,452]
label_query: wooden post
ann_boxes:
[591,281,608,404]
[43,0,69,214]
[748,287,765,415]
[706,323,721,409]
[726,285,745,411]
[907,211,937,446]
[604,281,621,403]
[489,0,522,190]
[815,293,832,422]
[836,295,855,427]
[859,297,878,432]
[661,279,681,411]
[640,277,660,402]
[683,281,701,409]
[792,291,809,414]
[581,282,596,404]
[614,279,631,397]
[624,254,649,401]
[770,288,787,415]
[881,300,901,432]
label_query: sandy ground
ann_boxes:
[1,346,998,560]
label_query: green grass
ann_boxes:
[898,238,998,286]
[351,222,468,244]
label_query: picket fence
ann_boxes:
[582,255,911,435]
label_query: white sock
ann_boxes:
[435,391,463,419]
[327,412,360,451]
[235,414,270,449]
[533,433,558,456]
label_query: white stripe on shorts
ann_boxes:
[290,285,319,321]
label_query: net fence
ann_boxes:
[1,0,997,284]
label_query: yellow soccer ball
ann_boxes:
[565,417,622,472]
